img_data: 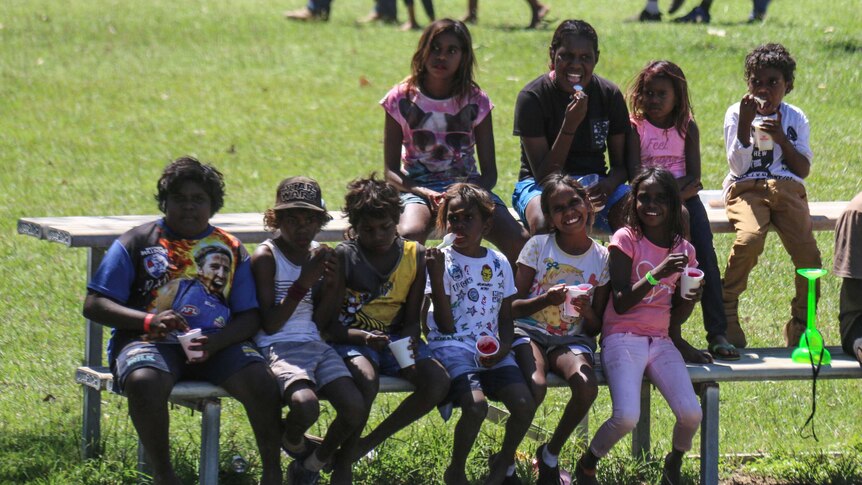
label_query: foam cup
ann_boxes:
[753,118,774,151]
[680,268,705,300]
[388,337,415,368]
[177,328,204,360]
[475,335,500,358]
[562,283,593,318]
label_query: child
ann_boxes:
[425,183,537,485]
[511,174,611,484]
[575,168,709,485]
[513,19,633,235]
[722,43,821,348]
[381,19,528,265]
[462,0,548,29]
[628,60,739,360]
[321,175,450,482]
[834,191,862,366]
[83,157,283,485]
[251,176,368,485]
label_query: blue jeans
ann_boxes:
[306,0,331,14]
[685,195,726,339]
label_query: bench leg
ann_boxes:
[82,247,106,459]
[700,383,720,485]
[631,384,651,460]
[200,399,221,485]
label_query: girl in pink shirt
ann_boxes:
[576,168,711,485]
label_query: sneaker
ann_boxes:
[534,444,561,485]
[673,6,710,23]
[284,7,329,21]
[574,459,598,485]
[287,459,320,485]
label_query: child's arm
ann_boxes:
[669,284,712,363]
[480,295,516,368]
[601,132,629,197]
[510,263,566,318]
[398,244,428,341]
[520,94,589,182]
[582,283,610,337]
[426,247,455,333]
[474,114,498,191]
[679,119,703,200]
[83,292,188,340]
[626,124,642,181]
[383,113,443,207]
[762,109,811,179]
[609,247,688,314]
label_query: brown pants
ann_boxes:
[722,179,822,329]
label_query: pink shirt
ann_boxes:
[632,117,687,178]
[602,227,698,339]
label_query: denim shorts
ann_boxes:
[512,176,630,233]
[333,336,434,377]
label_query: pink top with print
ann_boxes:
[381,82,493,187]
[602,227,698,339]
[632,117,688,178]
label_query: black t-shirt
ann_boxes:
[513,73,630,180]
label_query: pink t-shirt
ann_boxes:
[381,82,493,187]
[602,227,698,339]
[632,117,688,178]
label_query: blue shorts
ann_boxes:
[430,345,523,401]
[113,339,265,393]
[333,337,434,377]
[400,180,507,209]
[512,176,630,233]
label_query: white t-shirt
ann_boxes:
[425,246,516,352]
[254,240,322,348]
[515,234,610,336]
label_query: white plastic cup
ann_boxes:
[177,328,204,360]
[561,283,593,318]
[680,268,705,300]
[475,335,500,359]
[388,337,415,368]
[578,174,605,212]
[753,118,774,151]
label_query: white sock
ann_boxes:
[645,0,660,14]
[542,446,559,468]
[506,463,516,477]
[303,449,326,473]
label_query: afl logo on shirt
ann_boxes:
[143,252,169,278]
[179,305,200,317]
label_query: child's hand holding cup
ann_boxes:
[679,267,704,300]
[177,328,205,361]
[475,335,500,367]
[388,336,415,369]
[561,283,594,319]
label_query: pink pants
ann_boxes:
[589,333,701,457]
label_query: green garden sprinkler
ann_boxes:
[791,268,831,365]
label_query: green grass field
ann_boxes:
[2,0,861,483]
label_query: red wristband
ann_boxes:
[286,283,309,302]
[143,313,155,333]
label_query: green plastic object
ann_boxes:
[791,268,831,365]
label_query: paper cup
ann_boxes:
[680,268,705,300]
[475,335,500,358]
[561,283,593,318]
[388,337,415,369]
[753,119,774,151]
[178,328,204,360]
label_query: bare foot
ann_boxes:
[400,21,421,31]
[444,466,470,485]
[676,338,713,364]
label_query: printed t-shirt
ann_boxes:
[254,240,322,349]
[87,219,258,364]
[632,117,687,178]
[513,72,630,180]
[602,227,697,339]
[425,246,516,352]
[337,238,418,333]
[380,82,493,188]
[515,234,609,337]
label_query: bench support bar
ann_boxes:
[700,383,720,485]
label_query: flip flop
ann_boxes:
[708,342,741,361]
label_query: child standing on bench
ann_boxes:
[425,183,537,485]
[627,60,738,361]
[721,43,821,348]
[381,19,527,265]
[320,174,450,482]
[576,168,710,485]
[510,174,610,484]
[251,176,367,485]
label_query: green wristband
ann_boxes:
[645,271,659,286]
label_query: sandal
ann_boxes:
[708,342,741,361]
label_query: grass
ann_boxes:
[2,0,861,483]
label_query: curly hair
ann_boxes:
[548,19,599,68]
[343,173,402,228]
[539,173,594,231]
[628,60,694,137]
[435,183,495,234]
[155,156,225,214]
[744,43,796,92]
[406,18,478,101]
[622,167,685,248]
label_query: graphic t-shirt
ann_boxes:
[167,279,231,332]
[515,234,609,337]
[87,219,258,363]
[425,246,516,352]
[254,239,322,349]
[632,117,688,178]
[337,238,418,333]
[602,227,697,339]
[381,82,493,187]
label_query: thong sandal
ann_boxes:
[708,342,741,361]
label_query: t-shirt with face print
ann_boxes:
[381,82,493,189]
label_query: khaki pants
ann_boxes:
[722,179,822,329]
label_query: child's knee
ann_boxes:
[734,230,767,250]
[288,391,321,425]
[570,376,599,405]
[460,396,489,422]
[124,368,172,402]
[610,409,640,433]
[676,404,702,430]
